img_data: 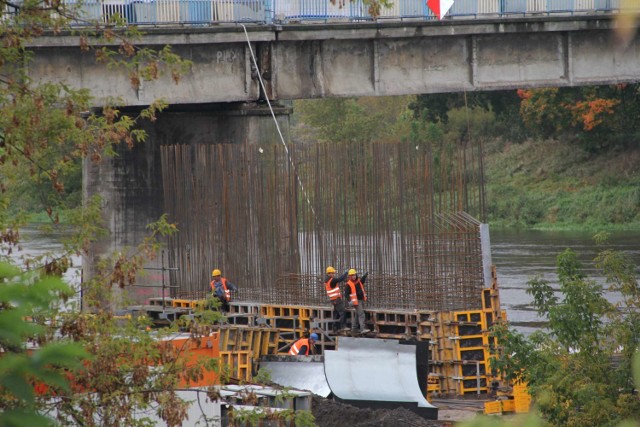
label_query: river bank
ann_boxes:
[485,137,640,230]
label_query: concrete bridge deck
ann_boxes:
[30,15,640,106]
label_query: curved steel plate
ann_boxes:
[260,360,331,397]
[324,337,436,408]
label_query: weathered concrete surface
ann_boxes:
[82,103,292,304]
[28,16,640,107]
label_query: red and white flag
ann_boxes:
[427,0,454,20]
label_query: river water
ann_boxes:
[9,227,640,334]
[491,228,640,335]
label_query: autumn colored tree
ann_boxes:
[517,84,640,152]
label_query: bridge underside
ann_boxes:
[30,17,640,106]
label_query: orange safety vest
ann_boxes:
[346,279,367,306]
[325,278,342,301]
[210,277,231,302]
[289,338,311,356]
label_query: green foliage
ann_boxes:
[293,96,413,144]
[487,241,640,427]
[485,135,640,230]
[518,84,640,153]
[409,90,525,141]
[252,367,273,385]
[0,0,188,221]
[0,263,89,427]
[459,413,543,427]
[0,2,211,426]
[229,406,316,427]
[294,409,316,427]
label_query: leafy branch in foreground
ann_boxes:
[0,1,210,426]
[486,236,640,427]
[0,263,89,427]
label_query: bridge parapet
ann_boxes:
[27,15,640,107]
[6,0,628,26]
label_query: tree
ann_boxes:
[517,85,640,153]
[293,96,413,144]
[487,235,640,427]
[0,263,88,427]
[0,2,227,426]
[409,90,525,142]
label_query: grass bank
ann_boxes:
[485,138,640,230]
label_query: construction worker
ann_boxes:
[289,333,318,356]
[324,266,349,333]
[210,269,238,313]
[345,269,369,334]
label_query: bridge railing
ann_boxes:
[43,0,625,26]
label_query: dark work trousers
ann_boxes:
[215,295,230,313]
[332,298,347,331]
[352,302,366,332]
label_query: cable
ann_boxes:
[239,24,320,226]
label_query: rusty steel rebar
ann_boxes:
[161,138,486,311]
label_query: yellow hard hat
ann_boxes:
[326,266,336,274]
[348,269,357,276]
[212,269,221,277]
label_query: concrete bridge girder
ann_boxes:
[28,17,640,107]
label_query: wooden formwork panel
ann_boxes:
[148,297,173,307]
[218,326,280,359]
[229,303,261,315]
[252,328,280,357]
[145,288,508,397]
[261,305,311,320]
[172,299,193,308]
[219,350,253,382]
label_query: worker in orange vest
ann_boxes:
[210,269,238,313]
[324,266,349,333]
[289,333,318,356]
[346,269,369,334]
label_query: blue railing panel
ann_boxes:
[58,0,622,26]
[594,0,618,11]
[132,1,157,23]
[547,0,575,13]
[502,0,527,14]
[450,0,479,17]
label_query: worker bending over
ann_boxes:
[324,266,349,333]
[210,269,238,313]
[289,333,318,356]
[346,269,369,334]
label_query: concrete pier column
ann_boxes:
[83,102,295,307]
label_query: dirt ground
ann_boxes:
[311,396,481,427]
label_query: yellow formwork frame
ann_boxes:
[144,281,508,394]
[219,350,252,382]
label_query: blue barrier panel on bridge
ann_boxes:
[69,0,102,22]
[61,0,621,26]
[502,0,526,14]
[594,0,618,11]
[547,0,575,13]
[188,0,212,23]
[449,0,478,17]
[274,0,355,22]
[350,0,373,20]
[132,0,157,23]
[396,0,431,19]
[236,0,268,22]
